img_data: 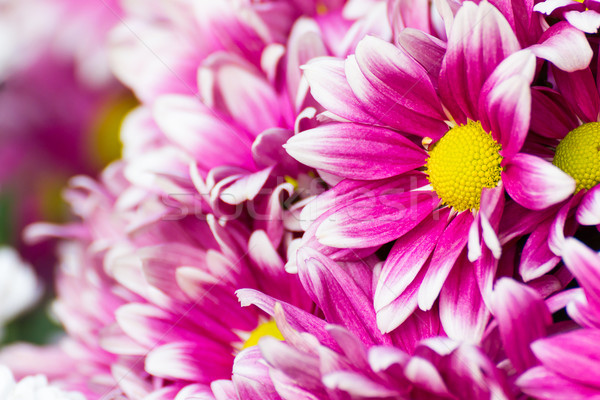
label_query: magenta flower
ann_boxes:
[111,0,394,251]
[233,249,558,399]
[499,53,600,281]
[285,1,591,338]
[16,159,316,399]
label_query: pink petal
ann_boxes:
[530,87,580,139]
[349,35,447,137]
[219,167,273,205]
[518,366,600,400]
[479,50,535,158]
[439,263,489,343]
[284,123,427,180]
[315,191,440,249]
[503,153,575,210]
[375,269,424,334]
[562,237,600,309]
[530,22,593,72]
[491,278,551,372]
[552,67,600,123]
[577,185,600,225]
[302,56,378,124]
[200,55,284,135]
[153,95,253,169]
[323,371,399,397]
[296,247,389,345]
[374,211,449,331]
[396,28,446,89]
[285,18,328,111]
[418,211,474,310]
[531,329,600,387]
[439,1,520,122]
[520,217,561,281]
[565,9,600,34]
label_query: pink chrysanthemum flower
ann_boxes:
[233,251,561,399]
[494,55,600,281]
[21,162,316,399]
[285,0,592,338]
[109,0,393,251]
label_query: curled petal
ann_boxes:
[503,154,575,210]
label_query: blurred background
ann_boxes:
[0,0,133,346]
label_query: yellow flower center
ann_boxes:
[553,122,600,192]
[425,121,503,211]
[242,320,284,349]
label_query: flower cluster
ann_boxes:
[2,0,600,399]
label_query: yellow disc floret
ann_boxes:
[425,121,503,211]
[242,320,284,349]
[553,122,600,192]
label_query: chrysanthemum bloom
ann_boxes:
[3,170,149,400]
[285,0,592,339]
[0,365,86,400]
[16,159,315,399]
[233,250,559,399]
[535,0,600,33]
[500,55,600,283]
[110,0,393,250]
[516,238,600,399]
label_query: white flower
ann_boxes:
[0,247,42,327]
[0,365,86,400]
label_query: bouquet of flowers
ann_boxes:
[1,0,599,399]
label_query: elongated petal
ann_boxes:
[296,247,389,345]
[375,211,449,320]
[479,50,535,158]
[577,185,600,225]
[219,167,273,205]
[565,9,600,34]
[531,329,600,387]
[145,342,231,383]
[520,217,561,281]
[286,18,328,111]
[284,123,427,180]
[553,67,600,123]
[351,36,447,135]
[232,347,280,400]
[503,154,575,210]
[315,191,440,248]
[530,22,593,72]
[491,278,551,372]
[530,87,579,139]
[439,1,520,122]
[439,262,489,344]
[396,28,446,89]
[236,288,336,349]
[299,174,428,231]
[562,238,600,309]
[199,56,283,135]
[518,366,600,400]
[375,269,424,334]
[419,211,474,310]
[323,371,399,397]
[154,95,253,169]
[303,56,378,124]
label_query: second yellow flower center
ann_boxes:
[425,121,503,211]
[553,122,600,192]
